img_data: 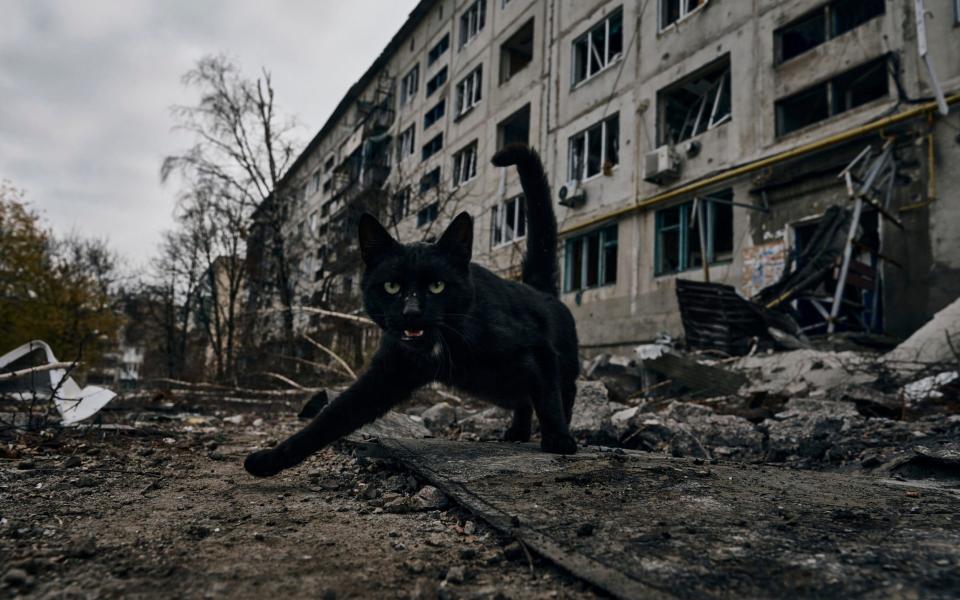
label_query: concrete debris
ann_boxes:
[620,401,763,459]
[884,296,960,373]
[353,410,432,441]
[569,380,627,443]
[419,402,459,430]
[583,354,649,403]
[0,339,116,425]
[637,346,748,396]
[900,371,960,419]
[457,407,512,440]
[412,485,449,510]
[735,349,876,397]
[764,398,860,461]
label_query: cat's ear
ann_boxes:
[436,211,473,266]
[358,213,399,266]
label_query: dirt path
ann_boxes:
[1,418,596,599]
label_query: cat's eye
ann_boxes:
[429,281,445,294]
[384,282,401,294]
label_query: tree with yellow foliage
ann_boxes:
[0,181,121,372]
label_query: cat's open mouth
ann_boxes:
[402,329,425,340]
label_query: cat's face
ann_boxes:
[358,212,474,349]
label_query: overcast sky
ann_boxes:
[0,0,419,271]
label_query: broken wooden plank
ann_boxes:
[379,438,960,600]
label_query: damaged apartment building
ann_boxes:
[248,0,960,356]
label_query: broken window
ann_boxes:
[660,0,707,31]
[776,9,826,63]
[775,0,884,64]
[322,178,332,194]
[567,113,619,181]
[400,64,419,106]
[496,104,530,149]
[564,224,618,292]
[428,34,449,66]
[397,125,416,160]
[459,0,486,48]
[426,67,448,98]
[419,167,441,194]
[417,201,439,227]
[455,65,483,117]
[654,191,734,276]
[776,56,888,136]
[424,99,445,129]
[324,156,335,172]
[658,56,730,145]
[311,172,321,194]
[572,8,623,85]
[831,0,885,37]
[452,141,478,187]
[500,18,534,84]
[490,195,526,248]
[422,133,443,161]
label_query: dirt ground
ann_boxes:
[0,395,597,599]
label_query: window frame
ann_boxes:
[426,66,448,97]
[774,0,886,65]
[419,167,442,194]
[400,64,420,106]
[659,0,709,32]
[421,133,444,162]
[459,0,487,49]
[427,34,450,66]
[657,57,731,146]
[563,223,618,293]
[774,55,890,137]
[490,195,527,248]
[452,140,479,187]
[654,194,734,277]
[391,188,411,224]
[397,124,416,161]
[567,112,620,182]
[571,7,624,86]
[424,98,446,129]
[455,65,483,117]
[417,201,440,228]
[499,18,535,84]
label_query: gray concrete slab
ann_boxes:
[378,438,960,599]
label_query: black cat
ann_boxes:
[244,144,580,477]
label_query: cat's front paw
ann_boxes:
[541,433,578,455]
[244,449,286,478]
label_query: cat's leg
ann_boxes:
[528,350,578,455]
[503,402,532,442]
[244,353,427,477]
[561,378,577,426]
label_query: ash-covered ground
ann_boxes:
[3,338,960,598]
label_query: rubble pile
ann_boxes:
[568,338,960,474]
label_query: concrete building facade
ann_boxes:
[256,0,960,355]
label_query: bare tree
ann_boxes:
[161,55,300,379]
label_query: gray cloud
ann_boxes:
[0,0,419,270]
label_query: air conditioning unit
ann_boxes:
[558,180,587,208]
[643,145,681,185]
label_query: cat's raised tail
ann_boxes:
[490,144,559,297]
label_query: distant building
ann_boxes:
[249,0,960,354]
